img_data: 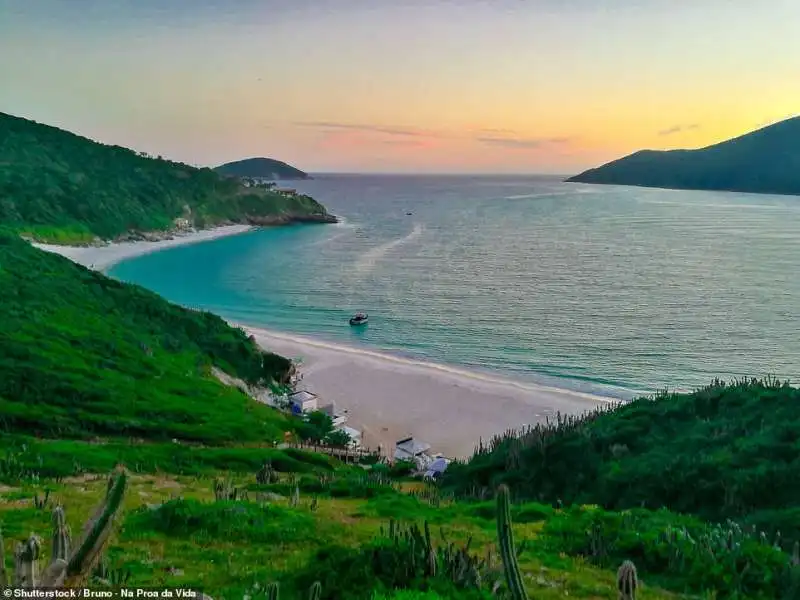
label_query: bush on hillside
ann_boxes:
[0,232,295,444]
[443,379,800,530]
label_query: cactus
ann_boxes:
[213,478,247,502]
[33,490,51,510]
[617,560,638,600]
[51,506,71,563]
[0,528,7,587]
[307,582,321,600]
[0,469,126,589]
[256,461,277,485]
[14,535,42,587]
[266,582,279,600]
[496,484,528,600]
[62,467,127,586]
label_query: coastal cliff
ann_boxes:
[567,116,800,196]
[0,112,336,244]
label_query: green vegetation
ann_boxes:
[0,112,332,243]
[5,464,798,599]
[443,378,800,537]
[0,230,297,444]
[215,157,310,180]
[567,116,800,196]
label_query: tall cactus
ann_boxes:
[617,560,638,600]
[266,582,279,600]
[496,484,528,600]
[307,582,321,600]
[2,468,127,589]
[0,527,7,587]
[14,535,42,587]
[51,506,71,563]
[63,467,127,586]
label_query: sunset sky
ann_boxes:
[2,0,798,174]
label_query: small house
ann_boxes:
[288,390,319,415]
[394,437,433,469]
[275,187,297,196]
[423,457,450,480]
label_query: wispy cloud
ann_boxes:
[475,136,572,149]
[294,121,441,138]
[475,127,515,135]
[658,123,700,136]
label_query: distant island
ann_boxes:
[215,157,311,180]
[0,113,334,244]
[566,116,800,197]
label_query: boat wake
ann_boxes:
[353,222,425,274]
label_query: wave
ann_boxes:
[353,222,425,274]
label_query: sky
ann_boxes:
[1,0,798,174]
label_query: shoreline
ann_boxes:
[33,224,255,272]
[30,228,618,459]
[243,327,614,459]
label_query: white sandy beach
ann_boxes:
[33,224,254,271]
[246,327,612,458]
[34,227,614,459]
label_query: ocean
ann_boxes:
[109,174,800,400]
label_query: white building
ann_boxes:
[394,437,434,470]
[288,390,319,414]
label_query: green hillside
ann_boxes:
[567,117,800,196]
[442,378,800,542]
[0,112,333,243]
[215,157,310,180]
[0,229,297,444]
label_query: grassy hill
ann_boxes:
[0,113,332,243]
[0,229,298,444]
[441,378,800,547]
[215,157,310,180]
[567,117,800,196]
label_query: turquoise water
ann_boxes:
[110,175,800,399]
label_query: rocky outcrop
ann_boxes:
[245,212,339,226]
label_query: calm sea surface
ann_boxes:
[110,175,800,399]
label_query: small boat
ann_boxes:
[349,312,368,326]
[406,212,413,216]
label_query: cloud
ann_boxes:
[475,127,515,134]
[658,123,700,136]
[294,121,441,138]
[475,136,573,149]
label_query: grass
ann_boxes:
[0,231,297,446]
[1,437,337,481]
[0,472,690,600]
